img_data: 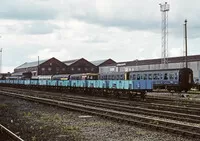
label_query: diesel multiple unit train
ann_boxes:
[99,68,194,92]
[0,68,193,97]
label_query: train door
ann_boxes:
[125,72,130,80]
[188,73,192,84]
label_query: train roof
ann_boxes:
[100,68,191,74]
[128,68,191,73]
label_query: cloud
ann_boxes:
[0,0,58,20]
[1,0,200,73]
[21,22,60,35]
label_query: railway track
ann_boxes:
[1,88,200,138]
[2,87,200,106]
[2,87,200,111]
[1,87,200,118]
[0,124,24,141]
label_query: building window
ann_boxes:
[48,67,52,71]
[71,67,74,71]
[85,68,88,71]
[62,68,65,71]
[91,68,94,71]
[41,68,45,71]
[78,68,81,71]
[50,63,52,66]
[56,67,59,71]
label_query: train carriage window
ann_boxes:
[153,73,157,80]
[169,73,174,80]
[129,75,132,80]
[174,73,178,80]
[160,73,163,80]
[144,74,147,80]
[157,73,160,80]
[112,75,115,80]
[137,74,140,80]
[164,73,168,80]
[116,75,119,80]
[140,74,143,80]
[120,75,123,80]
[133,74,136,80]
[148,74,152,80]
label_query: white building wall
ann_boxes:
[99,66,117,73]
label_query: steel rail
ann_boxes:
[0,124,24,141]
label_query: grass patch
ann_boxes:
[0,104,8,108]
[61,125,80,133]
[188,90,200,94]
[23,112,32,117]
[40,113,62,124]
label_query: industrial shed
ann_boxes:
[99,55,200,81]
[63,58,98,74]
[14,57,67,77]
[91,59,116,73]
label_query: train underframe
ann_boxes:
[153,84,189,93]
[0,83,149,99]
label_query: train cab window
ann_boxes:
[148,74,152,80]
[169,73,174,80]
[144,74,147,80]
[164,73,168,80]
[137,74,140,80]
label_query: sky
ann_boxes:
[0,0,200,73]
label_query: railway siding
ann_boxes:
[1,88,200,139]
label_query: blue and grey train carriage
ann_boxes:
[99,68,193,92]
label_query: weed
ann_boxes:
[0,104,7,108]
[23,112,32,117]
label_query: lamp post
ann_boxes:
[184,19,188,68]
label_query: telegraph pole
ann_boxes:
[184,19,188,68]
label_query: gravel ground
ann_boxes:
[0,94,198,141]
[147,92,200,101]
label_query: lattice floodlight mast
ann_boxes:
[159,2,170,69]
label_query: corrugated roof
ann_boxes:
[11,72,23,76]
[63,59,80,66]
[115,55,200,67]
[15,59,47,69]
[91,59,109,66]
